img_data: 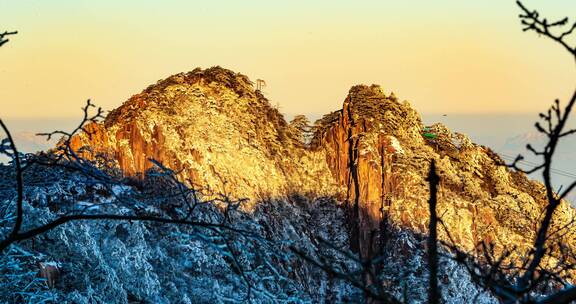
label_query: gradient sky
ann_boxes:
[1,0,575,119]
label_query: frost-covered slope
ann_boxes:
[0,164,493,303]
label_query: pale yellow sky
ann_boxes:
[0,0,575,119]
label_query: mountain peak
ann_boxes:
[315,83,424,147]
[145,66,255,96]
[69,68,576,277]
[71,67,337,201]
[105,66,263,127]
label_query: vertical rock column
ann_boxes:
[318,90,400,263]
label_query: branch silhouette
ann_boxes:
[517,1,576,59]
[441,2,576,303]
[0,31,17,47]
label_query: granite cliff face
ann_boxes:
[312,84,576,268]
[70,67,576,273]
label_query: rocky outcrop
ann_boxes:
[311,84,424,259]
[69,67,576,276]
[70,67,338,203]
[313,84,576,271]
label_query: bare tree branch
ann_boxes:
[0,120,24,237]
[445,2,576,302]
[0,31,17,47]
[517,1,576,59]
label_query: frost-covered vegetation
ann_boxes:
[0,156,495,303]
[0,160,357,303]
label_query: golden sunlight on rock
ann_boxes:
[69,67,576,283]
